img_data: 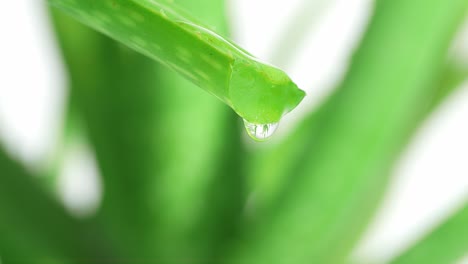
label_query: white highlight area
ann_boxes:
[0,0,65,169]
[58,141,102,218]
[353,83,468,263]
[458,255,468,264]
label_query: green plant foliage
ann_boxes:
[0,0,467,263]
[48,0,305,125]
[389,203,468,264]
[229,0,468,263]
[248,60,468,219]
[49,0,245,261]
[0,147,109,263]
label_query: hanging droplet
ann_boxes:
[243,119,278,141]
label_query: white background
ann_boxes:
[0,1,467,263]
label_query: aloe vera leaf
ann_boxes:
[0,147,108,263]
[49,1,245,260]
[131,0,245,256]
[135,0,245,259]
[230,0,468,263]
[389,203,468,264]
[47,0,305,124]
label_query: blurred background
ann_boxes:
[0,0,467,263]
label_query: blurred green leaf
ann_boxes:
[0,147,108,263]
[249,59,468,215]
[389,203,468,264]
[1,0,464,263]
[49,0,245,260]
[231,0,468,263]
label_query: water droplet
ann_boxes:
[243,119,278,141]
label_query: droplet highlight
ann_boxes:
[243,120,278,141]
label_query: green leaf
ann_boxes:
[145,3,246,258]
[49,0,245,260]
[47,0,305,124]
[230,0,468,263]
[0,147,107,263]
[389,203,468,264]
[248,59,468,216]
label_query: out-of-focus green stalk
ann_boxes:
[230,0,468,263]
[49,0,245,260]
[389,203,468,264]
[138,1,246,259]
[47,0,305,125]
[0,147,108,263]
[248,60,468,217]
[49,10,161,258]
